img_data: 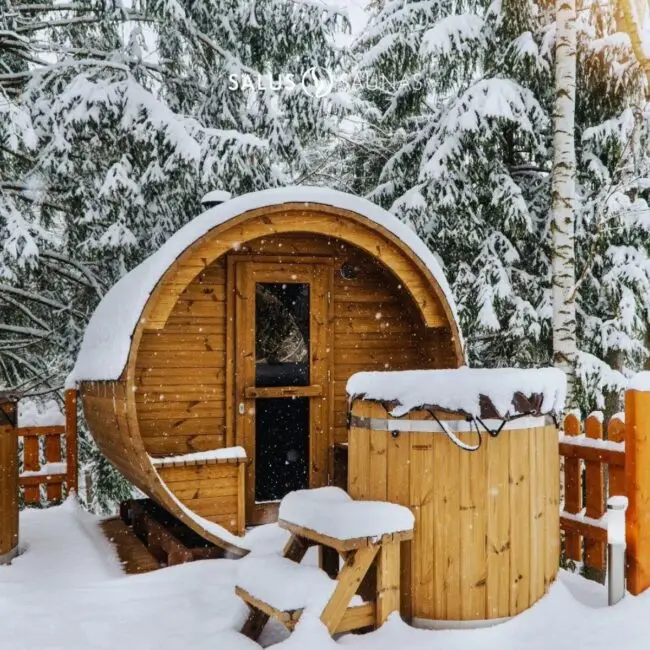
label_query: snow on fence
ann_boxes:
[559,411,625,574]
[16,389,78,506]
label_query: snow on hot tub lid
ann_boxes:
[68,186,463,385]
[346,367,567,420]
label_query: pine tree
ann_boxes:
[352,0,554,370]
[351,0,650,413]
[572,4,650,414]
[1,0,349,509]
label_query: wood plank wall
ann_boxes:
[157,461,244,534]
[82,381,151,494]
[134,234,456,456]
[136,261,228,457]
[136,234,456,456]
[274,236,457,432]
[133,233,456,459]
[348,401,560,623]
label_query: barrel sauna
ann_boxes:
[70,187,464,553]
[347,369,563,627]
[0,396,19,564]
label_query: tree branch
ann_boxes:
[0,323,51,337]
[0,284,67,310]
[0,295,50,331]
[41,252,105,297]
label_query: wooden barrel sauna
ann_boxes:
[347,370,562,626]
[70,187,464,552]
[0,396,19,564]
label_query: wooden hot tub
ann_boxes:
[346,372,562,627]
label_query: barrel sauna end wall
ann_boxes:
[71,187,464,547]
[346,367,566,627]
[0,396,19,565]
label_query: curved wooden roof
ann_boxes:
[71,187,463,384]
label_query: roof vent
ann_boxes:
[201,190,232,209]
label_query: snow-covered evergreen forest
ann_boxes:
[2,0,650,505]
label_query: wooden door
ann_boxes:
[231,257,333,525]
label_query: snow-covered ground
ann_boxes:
[2,500,649,650]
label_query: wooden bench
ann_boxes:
[237,512,413,640]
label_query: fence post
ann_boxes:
[608,496,628,606]
[625,373,650,595]
[65,388,78,495]
[0,394,19,564]
[563,412,582,561]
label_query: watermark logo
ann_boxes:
[301,66,334,98]
[227,68,427,98]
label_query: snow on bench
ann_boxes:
[237,555,363,615]
[238,488,412,639]
[278,487,414,542]
[149,446,246,468]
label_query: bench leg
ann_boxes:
[320,545,379,635]
[283,534,310,563]
[241,609,270,641]
[376,538,401,625]
[319,545,339,579]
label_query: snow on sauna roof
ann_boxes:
[347,367,567,419]
[69,186,462,384]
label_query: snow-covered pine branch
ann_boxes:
[349,0,650,416]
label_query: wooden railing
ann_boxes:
[560,411,626,573]
[16,389,78,506]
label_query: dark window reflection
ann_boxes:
[255,398,309,502]
[255,283,310,387]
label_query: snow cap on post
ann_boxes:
[346,367,567,420]
[627,371,650,392]
[200,189,232,208]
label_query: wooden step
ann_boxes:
[120,498,225,566]
[100,518,160,574]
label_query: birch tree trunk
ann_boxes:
[551,0,578,402]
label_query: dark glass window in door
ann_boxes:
[254,282,311,502]
[255,398,309,502]
[255,283,310,387]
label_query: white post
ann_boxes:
[608,495,628,606]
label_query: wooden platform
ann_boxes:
[121,498,225,566]
[101,499,230,574]
[100,518,160,575]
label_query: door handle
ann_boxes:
[239,402,246,415]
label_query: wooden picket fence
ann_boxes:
[559,411,626,574]
[16,389,78,506]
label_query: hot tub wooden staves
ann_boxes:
[347,399,561,626]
